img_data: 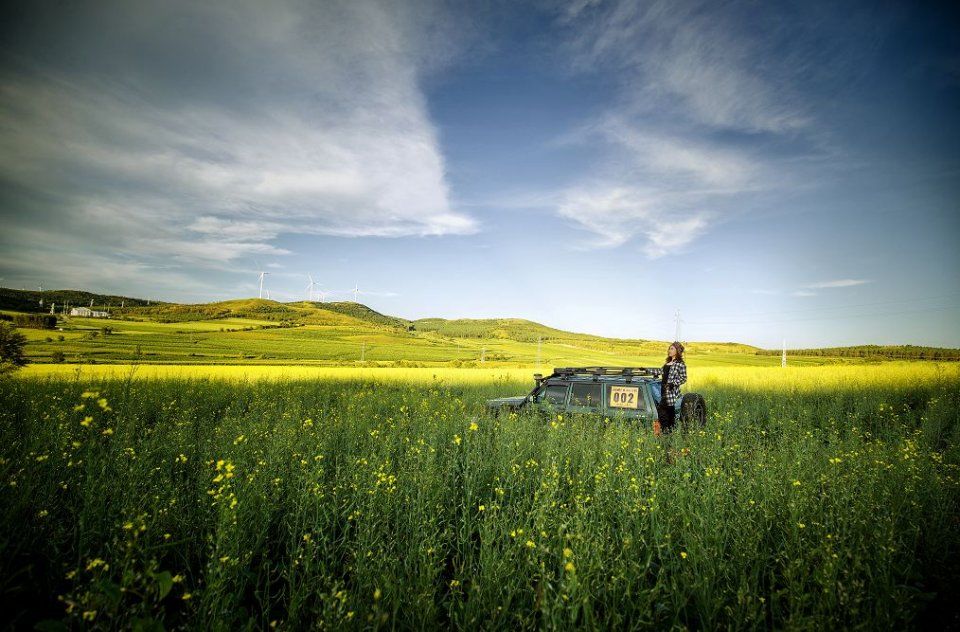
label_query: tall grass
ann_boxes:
[1,365,958,629]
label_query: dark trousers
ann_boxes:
[658,400,676,433]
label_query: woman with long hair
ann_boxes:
[656,341,686,434]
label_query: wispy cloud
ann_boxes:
[545,0,882,257]
[557,185,711,257]
[752,279,872,298]
[0,0,476,293]
[804,279,872,289]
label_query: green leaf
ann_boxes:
[154,570,173,600]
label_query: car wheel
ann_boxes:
[680,393,707,430]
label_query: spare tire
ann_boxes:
[680,393,707,429]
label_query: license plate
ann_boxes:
[609,386,639,409]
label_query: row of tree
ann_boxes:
[757,345,959,361]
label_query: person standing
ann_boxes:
[657,341,687,434]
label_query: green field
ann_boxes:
[2,302,880,369]
[2,363,958,629]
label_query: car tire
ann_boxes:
[680,393,707,430]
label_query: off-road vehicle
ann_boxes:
[486,367,707,429]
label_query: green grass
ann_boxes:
[18,311,842,368]
[2,364,958,629]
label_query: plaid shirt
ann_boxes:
[662,360,687,406]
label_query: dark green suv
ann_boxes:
[486,367,707,429]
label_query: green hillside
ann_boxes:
[0,287,156,313]
[2,287,955,367]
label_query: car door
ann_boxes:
[535,381,570,413]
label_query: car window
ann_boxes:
[569,382,602,408]
[539,384,569,406]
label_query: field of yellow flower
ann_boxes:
[2,362,958,629]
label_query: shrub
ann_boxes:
[0,322,28,372]
[13,313,57,329]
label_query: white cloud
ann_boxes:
[557,185,710,257]
[805,279,871,289]
[0,0,476,281]
[544,0,858,257]
[561,0,812,133]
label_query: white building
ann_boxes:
[69,307,110,318]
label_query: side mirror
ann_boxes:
[533,373,543,385]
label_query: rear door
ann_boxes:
[606,383,647,417]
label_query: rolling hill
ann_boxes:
[2,287,956,366]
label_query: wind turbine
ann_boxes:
[257,270,269,299]
[305,274,317,301]
[352,282,361,303]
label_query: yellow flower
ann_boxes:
[182,592,192,601]
[469,421,479,432]
[101,428,113,436]
[680,551,688,559]
[564,561,575,573]
[80,417,93,428]
[792,480,801,486]
[478,504,485,512]
[563,548,573,558]
[85,558,107,571]
[373,588,381,601]
[452,435,462,445]
[525,540,535,548]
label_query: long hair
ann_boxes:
[665,341,685,364]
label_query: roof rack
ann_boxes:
[552,366,662,379]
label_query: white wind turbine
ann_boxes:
[257,270,269,299]
[352,282,361,303]
[305,274,318,301]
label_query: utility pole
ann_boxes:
[674,308,682,341]
[781,338,787,368]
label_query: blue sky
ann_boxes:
[1,0,957,348]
